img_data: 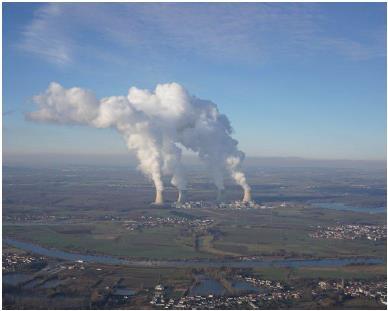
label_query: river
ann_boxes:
[4,238,385,268]
[310,202,386,214]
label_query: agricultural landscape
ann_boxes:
[3,161,387,309]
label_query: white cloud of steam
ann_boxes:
[29,82,99,124]
[27,82,250,202]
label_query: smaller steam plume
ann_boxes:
[177,189,187,204]
[28,82,251,204]
[216,189,224,203]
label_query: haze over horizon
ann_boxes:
[3,3,387,161]
[3,152,386,170]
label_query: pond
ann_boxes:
[190,275,226,296]
[113,288,136,296]
[231,280,260,293]
[3,272,31,286]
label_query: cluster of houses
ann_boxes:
[309,224,387,241]
[123,216,214,231]
[151,290,302,309]
[239,275,284,290]
[2,252,46,272]
[219,201,266,209]
[238,275,302,300]
[148,278,387,309]
[173,201,214,209]
[314,279,387,305]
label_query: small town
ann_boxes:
[314,279,387,305]
[309,224,387,241]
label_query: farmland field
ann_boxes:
[4,205,386,260]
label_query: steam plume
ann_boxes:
[28,82,251,203]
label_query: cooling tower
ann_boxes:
[177,190,187,203]
[242,189,252,203]
[216,189,224,202]
[154,190,164,205]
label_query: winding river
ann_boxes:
[4,238,385,268]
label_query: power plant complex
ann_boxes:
[153,187,252,206]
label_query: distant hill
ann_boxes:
[243,156,386,169]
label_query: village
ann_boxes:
[3,214,75,223]
[148,276,386,309]
[309,224,387,241]
[169,292,300,309]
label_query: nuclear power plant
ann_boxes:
[29,82,251,207]
[152,187,252,207]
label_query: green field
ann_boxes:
[213,225,386,258]
[3,222,202,259]
[250,264,387,281]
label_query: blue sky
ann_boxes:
[3,2,387,160]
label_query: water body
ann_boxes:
[311,202,386,214]
[40,278,64,289]
[190,275,226,296]
[231,280,260,294]
[23,278,42,289]
[4,238,385,269]
[3,272,31,286]
[113,288,136,296]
